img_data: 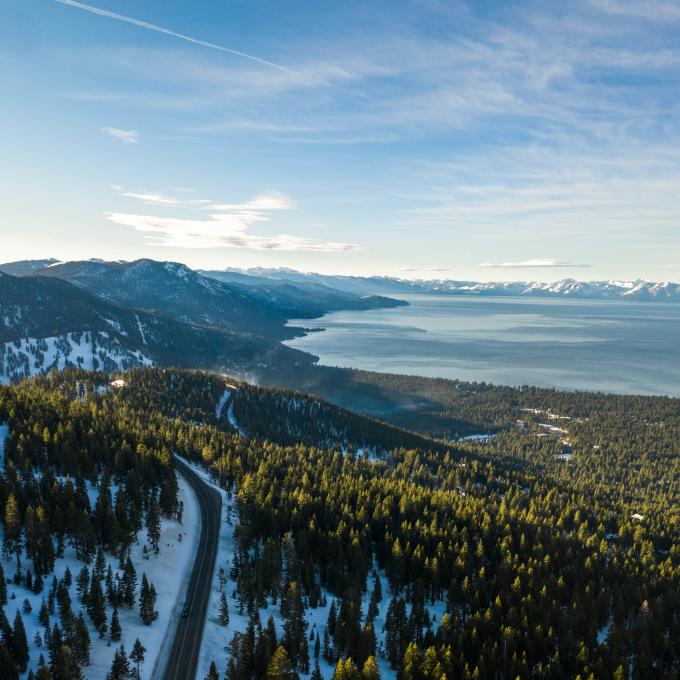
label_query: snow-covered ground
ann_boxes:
[456,433,496,442]
[226,402,246,436]
[3,472,199,680]
[597,617,612,645]
[135,315,148,346]
[185,454,444,680]
[215,389,231,420]
[215,388,247,436]
[0,331,152,384]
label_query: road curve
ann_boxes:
[163,457,222,680]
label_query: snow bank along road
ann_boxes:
[163,457,222,680]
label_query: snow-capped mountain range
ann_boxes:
[221,268,680,301]
[418,278,680,300]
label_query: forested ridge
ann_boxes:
[1,368,679,679]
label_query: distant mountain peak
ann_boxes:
[222,268,680,302]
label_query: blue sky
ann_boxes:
[2,0,680,280]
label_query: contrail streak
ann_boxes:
[55,0,367,98]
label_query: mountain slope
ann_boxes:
[0,258,60,276]
[200,269,406,318]
[3,259,404,339]
[0,272,310,383]
[31,259,293,337]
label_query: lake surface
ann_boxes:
[285,295,680,396]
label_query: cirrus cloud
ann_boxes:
[107,191,362,252]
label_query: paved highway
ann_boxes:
[163,457,222,680]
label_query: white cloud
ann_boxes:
[117,190,211,207]
[479,259,590,268]
[107,192,361,252]
[102,127,138,144]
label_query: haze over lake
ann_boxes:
[286,295,680,396]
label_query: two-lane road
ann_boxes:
[163,457,222,680]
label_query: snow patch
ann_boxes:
[0,331,153,384]
[227,403,246,436]
[4,473,200,680]
[135,315,147,346]
[215,389,231,420]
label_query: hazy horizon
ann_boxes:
[3,254,680,285]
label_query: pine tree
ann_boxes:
[50,642,83,680]
[121,557,137,608]
[361,656,381,680]
[94,546,107,582]
[139,574,158,625]
[33,570,44,596]
[266,615,278,659]
[107,644,130,680]
[11,610,29,672]
[38,599,50,629]
[0,564,6,606]
[110,607,122,642]
[281,581,307,667]
[74,613,91,666]
[267,645,297,679]
[300,636,310,674]
[87,574,107,637]
[333,658,361,680]
[0,607,12,644]
[76,567,89,605]
[0,644,19,680]
[106,565,116,606]
[4,494,23,571]
[401,643,422,680]
[311,660,323,680]
[130,638,146,680]
[146,499,161,554]
[219,592,230,626]
[323,628,332,661]
[205,660,219,680]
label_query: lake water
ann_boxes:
[285,295,680,396]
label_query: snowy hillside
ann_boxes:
[1,461,199,680]
[11,259,402,339]
[0,331,152,384]
[0,269,313,383]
